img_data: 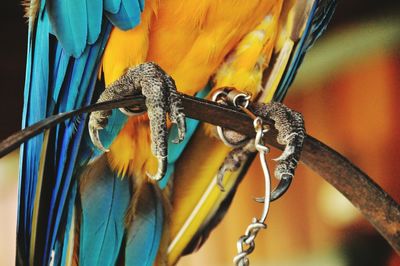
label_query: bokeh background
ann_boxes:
[1,1,399,265]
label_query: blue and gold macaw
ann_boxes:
[18,0,335,265]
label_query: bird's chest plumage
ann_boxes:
[103,0,275,177]
[147,0,275,94]
[103,0,274,92]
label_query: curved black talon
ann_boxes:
[254,170,293,203]
[270,176,292,201]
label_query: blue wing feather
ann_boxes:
[86,0,103,44]
[17,12,51,261]
[42,24,112,263]
[105,0,142,30]
[47,0,89,57]
[18,0,144,265]
[49,44,69,107]
[273,0,337,102]
[104,0,122,14]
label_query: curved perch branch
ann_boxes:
[301,135,400,253]
[1,92,399,254]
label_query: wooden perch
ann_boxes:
[0,92,399,254]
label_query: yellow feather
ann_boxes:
[212,1,283,97]
[167,126,231,265]
[107,117,157,179]
[102,1,155,86]
[30,130,50,265]
[64,208,75,266]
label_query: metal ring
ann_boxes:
[119,106,146,116]
[226,89,251,108]
[212,88,251,148]
[211,88,229,102]
[236,235,255,255]
[233,252,249,266]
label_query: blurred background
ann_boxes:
[0,1,399,265]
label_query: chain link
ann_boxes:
[233,218,267,266]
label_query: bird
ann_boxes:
[17,0,336,265]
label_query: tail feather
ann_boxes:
[77,154,165,266]
[125,182,164,266]
[79,155,130,266]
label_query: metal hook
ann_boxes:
[119,96,146,116]
[212,88,251,148]
[253,117,293,202]
[253,117,271,224]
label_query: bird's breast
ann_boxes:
[103,0,276,178]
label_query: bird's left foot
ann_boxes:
[216,101,305,197]
[252,101,305,184]
[88,62,186,180]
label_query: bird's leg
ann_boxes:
[88,62,186,181]
[216,141,256,191]
[216,101,305,193]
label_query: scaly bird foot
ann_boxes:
[252,101,305,186]
[216,101,305,199]
[89,62,186,181]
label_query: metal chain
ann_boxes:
[233,218,267,266]
[233,116,272,266]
